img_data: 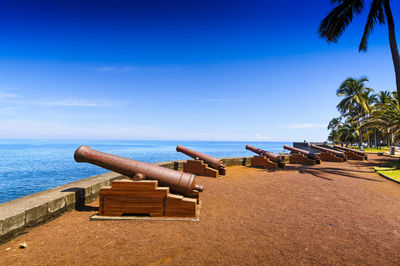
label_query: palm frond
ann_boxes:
[319,0,364,43]
[359,0,385,51]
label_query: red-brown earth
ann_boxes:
[1,154,400,265]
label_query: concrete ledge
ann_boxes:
[0,156,251,244]
[155,157,252,169]
[0,171,124,244]
[222,157,251,166]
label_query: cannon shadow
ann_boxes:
[61,187,99,212]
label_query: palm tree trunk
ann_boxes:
[383,1,400,104]
[358,118,362,148]
[374,128,377,148]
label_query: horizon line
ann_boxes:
[0,138,321,143]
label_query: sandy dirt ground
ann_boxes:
[1,154,400,265]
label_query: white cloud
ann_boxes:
[0,107,17,114]
[37,99,125,107]
[94,65,184,72]
[280,123,326,129]
[95,66,139,72]
[94,65,182,72]
[255,132,271,140]
[0,92,19,100]
[0,118,280,141]
[0,120,227,140]
[199,98,246,103]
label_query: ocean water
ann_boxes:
[0,140,290,203]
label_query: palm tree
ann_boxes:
[372,90,392,147]
[376,90,392,105]
[338,122,359,145]
[328,130,340,143]
[327,117,343,143]
[319,0,400,105]
[363,89,377,147]
[337,77,373,115]
[328,117,342,131]
[336,77,374,146]
[363,92,400,145]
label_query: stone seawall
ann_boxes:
[0,157,251,244]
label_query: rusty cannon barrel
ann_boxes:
[333,145,366,156]
[245,144,282,163]
[74,145,203,196]
[310,144,347,158]
[176,145,225,170]
[283,145,319,160]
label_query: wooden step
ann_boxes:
[99,180,199,218]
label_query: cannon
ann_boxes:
[176,145,226,177]
[246,145,282,163]
[310,144,347,162]
[333,145,368,160]
[74,146,202,218]
[74,145,203,196]
[283,145,321,165]
[245,145,284,169]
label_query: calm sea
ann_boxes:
[0,140,290,203]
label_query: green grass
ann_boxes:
[374,159,400,182]
[349,146,390,153]
[365,148,390,152]
[374,166,397,171]
[377,170,400,182]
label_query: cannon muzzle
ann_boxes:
[74,145,203,196]
[176,145,225,170]
[245,144,282,163]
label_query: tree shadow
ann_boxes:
[300,167,382,182]
[284,164,383,182]
[298,168,333,181]
[347,156,400,170]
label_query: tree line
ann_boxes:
[328,77,399,147]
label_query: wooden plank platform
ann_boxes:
[91,201,201,222]
[345,151,366,160]
[183,159,225,177]
[250,155,279,169]
[319,152,346,162]
[99,180,199,218]
[289,153,320,165]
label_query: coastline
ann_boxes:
[0,156,252,244]
[0,140,290,203]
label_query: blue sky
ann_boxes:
[0,0,398,141]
